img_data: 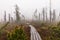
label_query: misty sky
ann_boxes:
[0,0,60,21]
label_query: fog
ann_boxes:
[0,0,60,21]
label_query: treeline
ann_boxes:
[1,4,60,23]
[33,8,60,23]
[3,5,25,24]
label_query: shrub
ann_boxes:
[7,25,26,40]
[49,26,60,40]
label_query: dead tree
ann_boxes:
[42,8,45,22]
[34,9,38,20]
[11,17,13,23]
[39,13,40,21]
[8,13,10,22]
[50,9,52,22]
[4,11,6,22]
[45,8,48,22]
[58,13,60,21]
[15,5,21,23]
[52,9,56,22]
[46,11,48,22]
[22,15,25,20]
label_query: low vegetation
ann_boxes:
[31,21,60,40]
[0,22,30,40]
[7,25,26,40]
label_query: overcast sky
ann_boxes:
[0,0,60,21]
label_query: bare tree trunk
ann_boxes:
[42,8,45,22]
[11,17,13,23]
[4,11,6,22]
[46,11,48,22]
[34,9,37,20]
[52,9,56,22]
[15,5,21,23]
[9,13,10,22]
[50,10,52,22]
[39,13,40,21]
